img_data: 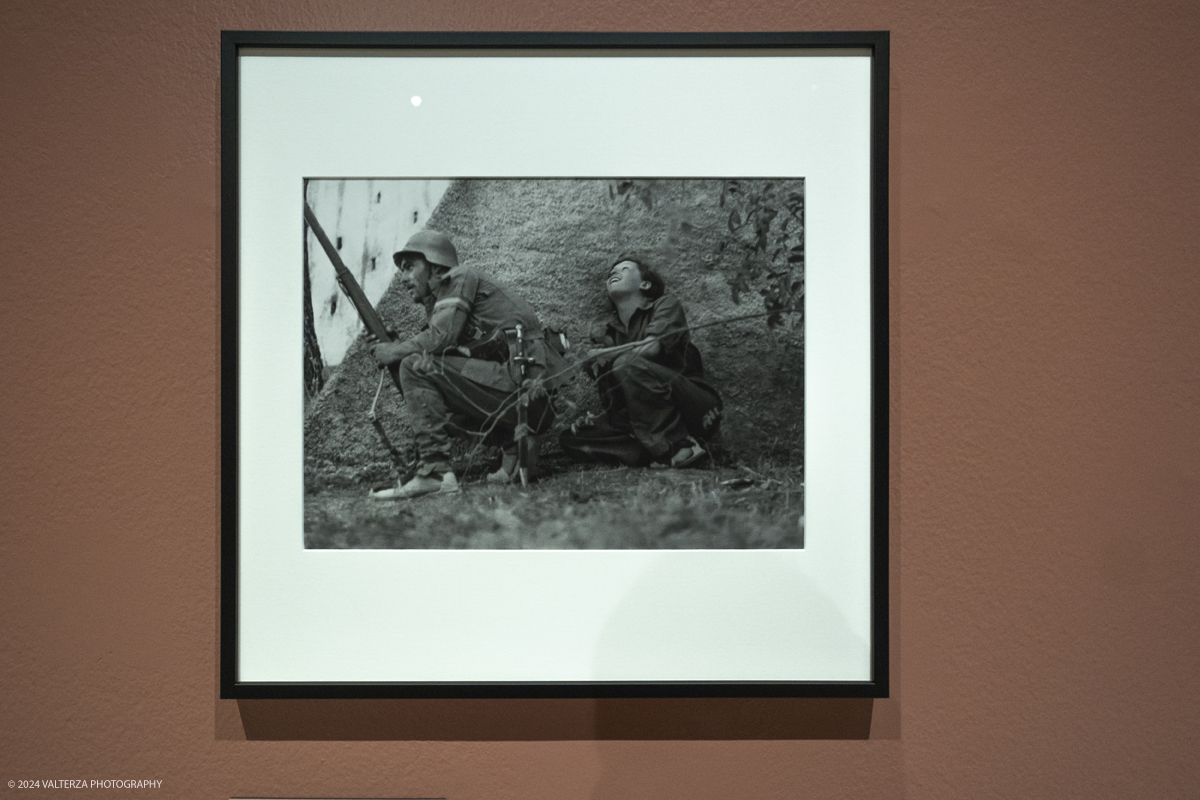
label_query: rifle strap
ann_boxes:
[368,369,386,422]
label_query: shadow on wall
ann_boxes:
[304,178,805,484]
[233,697,871,741]
[588,552,869,684]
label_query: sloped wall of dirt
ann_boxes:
[304,179,804,485]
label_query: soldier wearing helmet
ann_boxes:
[369,229,563,499]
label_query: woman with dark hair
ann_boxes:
[560,257,723,468]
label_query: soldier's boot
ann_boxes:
[370,461,460,500]
[650,436,708,470]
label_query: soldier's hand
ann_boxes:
[372,341,406,367]
[574,345,601,363]
[592,348,619,369]
[630,338,661,360]
[365,329,397,346]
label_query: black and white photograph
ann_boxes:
[303,178,807,550]
[225,35,883,693]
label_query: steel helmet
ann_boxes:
[393,230,459,270]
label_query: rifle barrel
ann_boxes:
[304,202,404,399]
[303,203,394,344]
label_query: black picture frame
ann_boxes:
[221,31,889,699]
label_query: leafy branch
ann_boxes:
[607,179,805,329]
[718,179,805,328]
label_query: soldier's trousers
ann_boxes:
[398,353,553,463]
[560,355,722,465]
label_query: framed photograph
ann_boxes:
[221,32,888,698]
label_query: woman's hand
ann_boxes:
[630,338,661,360]
[581,345,619,368]
[583,337,661,368]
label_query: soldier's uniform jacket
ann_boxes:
[595,294,704,378]
[563,292,722,465]
[404,266,566,391]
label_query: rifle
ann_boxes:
[303,203,403,399]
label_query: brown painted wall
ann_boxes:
[1,0,1197,798]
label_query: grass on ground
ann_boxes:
[304,460,804,549]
